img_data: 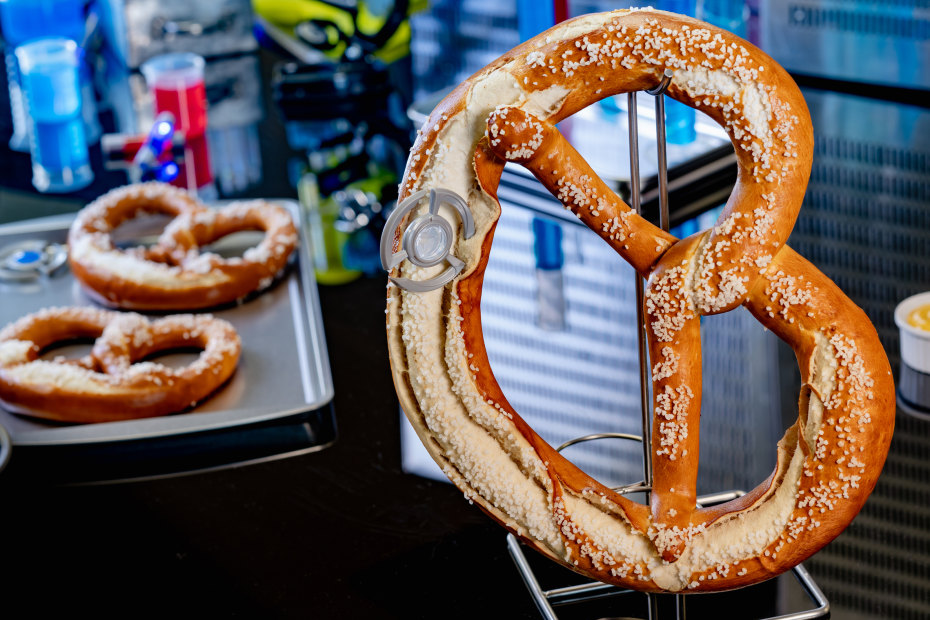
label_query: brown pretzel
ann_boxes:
[0,307,240,423]
[385,9,895,592]
[68,183,298,311]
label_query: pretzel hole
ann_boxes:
[694,310,784,496]
[37,338,96,364]
[135,346,204,370]
[557,436,650,505]
[110,212,175,250]
[479,210,652,499]
[200,230,266,259]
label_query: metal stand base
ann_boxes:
[507,492,830,620]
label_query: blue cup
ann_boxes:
[15,38,93,193]
[0,0,89,151]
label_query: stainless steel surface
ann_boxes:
[783,89,930,620]
[649,81,672,620]
[0,200,333,447]
[760,0,930,91]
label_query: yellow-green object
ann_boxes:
[299,172,362,285]
[252,0,426,64]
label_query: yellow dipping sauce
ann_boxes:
[907,304,930,332]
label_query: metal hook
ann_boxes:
[645,68,675,96]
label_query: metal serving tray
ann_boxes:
[0,200,335,482]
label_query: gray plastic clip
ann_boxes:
[0,240,68,282]
[379,188,475,292]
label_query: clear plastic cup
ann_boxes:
[4,50,30,152]
[15,37,93,193]
[141,52,208,138]
[141,52,213,196]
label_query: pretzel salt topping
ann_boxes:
[68,182,298,311]
[0,307,240,423]
[386,9,895,592]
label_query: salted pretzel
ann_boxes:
[68,182,299,311]
[385,9,895,592]
[0,307,240,423]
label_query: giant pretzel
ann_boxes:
[68,182,298,311]
[0,307,240,423]
[386,9,895,592]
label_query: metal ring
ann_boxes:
[555,432,650,495]
[556,432,643,452]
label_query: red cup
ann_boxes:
[141,52,208,138]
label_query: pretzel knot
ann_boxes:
[386,9,895,592]
[68,182,299,311]
[0,307,240,424]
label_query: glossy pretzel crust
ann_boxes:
[386,9,894,592]
[68,182,298,311]
[0,307,240,423]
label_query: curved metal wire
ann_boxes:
[645,68,675,96]
[555,432,652,495]
[555,431,642,452]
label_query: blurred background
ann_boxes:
[0,2,928,619]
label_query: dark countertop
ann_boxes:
[0,276,535,619]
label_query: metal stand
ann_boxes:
[506,71,830,620]
[508,490,829,620]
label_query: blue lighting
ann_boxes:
[12,249,41,265]
[156,161,180,182]
[155,121,173,137]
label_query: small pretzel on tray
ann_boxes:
[0,307,240,424]
[385,9,895,592]
[67,182,299,311]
